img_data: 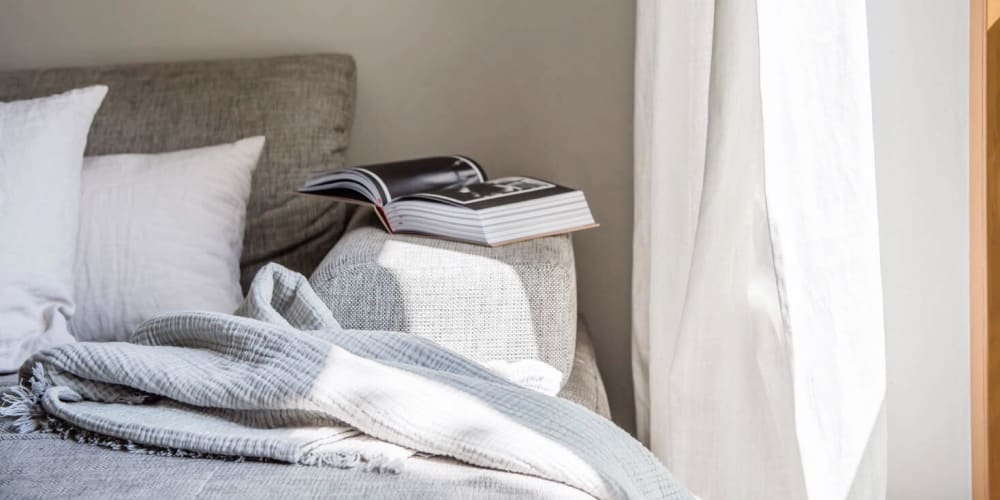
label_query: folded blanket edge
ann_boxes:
[0,362,406,474]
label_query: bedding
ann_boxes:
[72,137,265,341]
[0,85,107,372]
[1,264,689,500]
[0,327,610,499]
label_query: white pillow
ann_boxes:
[71,137,265,342]
[0,85,108,372]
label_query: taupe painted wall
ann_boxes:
[0,0,639,430]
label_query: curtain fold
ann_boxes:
[632,1,887,498]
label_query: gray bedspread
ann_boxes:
[0,436,593,499]
[1,264,688,499]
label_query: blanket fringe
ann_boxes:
[43,416,258,462]
[300,450,404,474]
[45,417,402,472]
[0,363,49,433]
[1,363,402,473]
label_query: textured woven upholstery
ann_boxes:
[559,317,611,417]
[311,211,578,380]
[0,54,356,289]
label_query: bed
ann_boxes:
[0,54,622,499]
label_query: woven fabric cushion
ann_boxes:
[310,211,578,381]
[560,317,611,418]
[0,54,356,288]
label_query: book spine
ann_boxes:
[373,205,394,233]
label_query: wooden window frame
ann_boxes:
[973,0,990,498]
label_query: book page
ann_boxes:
[401,177,572,209]
[361,155,485,202]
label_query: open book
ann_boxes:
[298,155,597,246]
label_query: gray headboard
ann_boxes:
[0,54,357,288]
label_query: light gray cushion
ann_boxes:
[310,211,578,381]
[0,54,357,288]
[560,318,611,418]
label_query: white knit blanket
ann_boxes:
[1,264,691,499]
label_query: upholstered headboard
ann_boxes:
[0,54,357,289]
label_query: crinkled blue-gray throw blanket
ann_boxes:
[1,264,692,500]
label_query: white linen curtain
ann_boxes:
[631,1,887,499]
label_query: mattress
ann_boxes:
[0,323,611,499]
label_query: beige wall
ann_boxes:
[867,1,971,498]
[0,0,639,430]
